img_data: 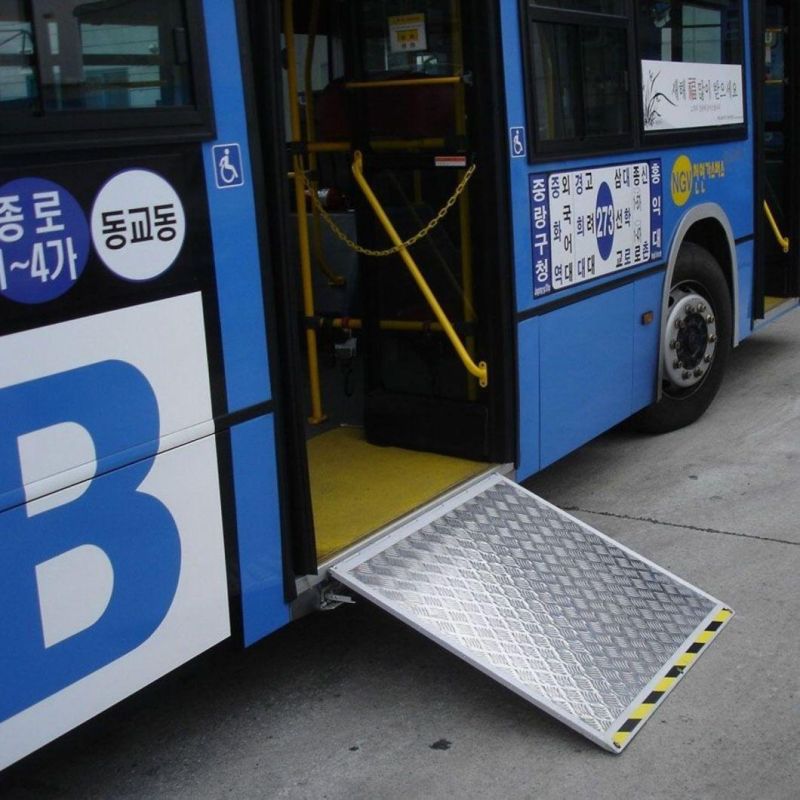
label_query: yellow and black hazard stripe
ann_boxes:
[612,607,733,750]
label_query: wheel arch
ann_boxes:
[658,204,739,401]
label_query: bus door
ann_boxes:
[758,0,799,314]
[256,1,515,564]
[347,0,489,460]
[240,0,737,757]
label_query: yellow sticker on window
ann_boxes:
[388,13,427,54]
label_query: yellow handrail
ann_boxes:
[305,138,446,153]
[764,200,790,254]
[449,0,478,401]
[351,151,488,388]
[304,0,345,288]
[345,76,462,90]
[311,317,445,333]
[284,0,326,423]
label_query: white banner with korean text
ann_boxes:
[642,60,744,131]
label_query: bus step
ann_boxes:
[330,472,732,752]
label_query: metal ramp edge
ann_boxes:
[330,472,733,752]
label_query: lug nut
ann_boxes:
[708,334,717,343]
[669,339,677,350]
[707,315,715,324]
[694,368,703,378]
[704,354,712,363]
[682,371,692,380]
[673,360,681,369]
[686,304,696,315]
[698,303,707,312]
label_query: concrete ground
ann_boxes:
[2,313,800,800]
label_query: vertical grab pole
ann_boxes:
[450,0,478,401]
[284,0,326,423]
[304,0,345,287]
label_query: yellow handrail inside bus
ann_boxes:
[345,76,462,90]
[310,317,445,333]
[351,151,488,388]
[305,139,447,153]
[284,0,326,423]
[764,200,790,254]
[449,0,478,401]
[304,0,346,287]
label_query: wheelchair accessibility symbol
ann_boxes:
[509,127,526,159]
[212,143,245,189]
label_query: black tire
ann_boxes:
[631,242,732,434]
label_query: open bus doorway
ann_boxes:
[758,0,799,317]
[248,0,515,565]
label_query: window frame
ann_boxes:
[638,0,748,148]
[520,0,639,159]
[0,0,214,153]
[518,0,748,162]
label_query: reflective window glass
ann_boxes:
[0,0,195,113]
[637,1,742,65]
[527,2,631,148]
[35,0,193,111]
[0,1,37,109]
[529,0,625,14]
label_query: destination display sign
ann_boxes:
[530,160,663,298]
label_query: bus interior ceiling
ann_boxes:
[280,0,493,562]
[763,0,796,310]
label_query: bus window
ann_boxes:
[29,0,193,111]
[529,0,626,12]
[525,0,633,153]
[637,1,742,65]
[359,0,454,77]
[0,0,37,109]
[0,0,211,149]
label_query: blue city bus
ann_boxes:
[0,0,789,764]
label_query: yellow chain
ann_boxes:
[303,162,476,257]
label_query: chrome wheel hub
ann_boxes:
[663,287,717,390]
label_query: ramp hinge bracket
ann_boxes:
[319,582,356,611]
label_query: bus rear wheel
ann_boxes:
[632,242,732,434]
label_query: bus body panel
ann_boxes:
[498,0,535,313]
[229,414,291,646]
[0,148,216,510]
[503,1,757,475]
[200,0,289,645]
[201,0,272,413]
[632,272,665,411]
[539,285,636,468]
[737,240,757,341]
[0,298,230,770]
[0,0,289,766]
[516,317,541,480]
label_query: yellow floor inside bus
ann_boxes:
[307,426,486,562]
[765,296,787,313]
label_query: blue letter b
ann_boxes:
[0,362,181,722]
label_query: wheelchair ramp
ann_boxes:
[330,474,732,752]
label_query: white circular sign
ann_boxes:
[91,169,186,282]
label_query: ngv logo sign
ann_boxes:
[0,295,229,768]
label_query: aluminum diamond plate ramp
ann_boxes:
[330,473,732,752]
